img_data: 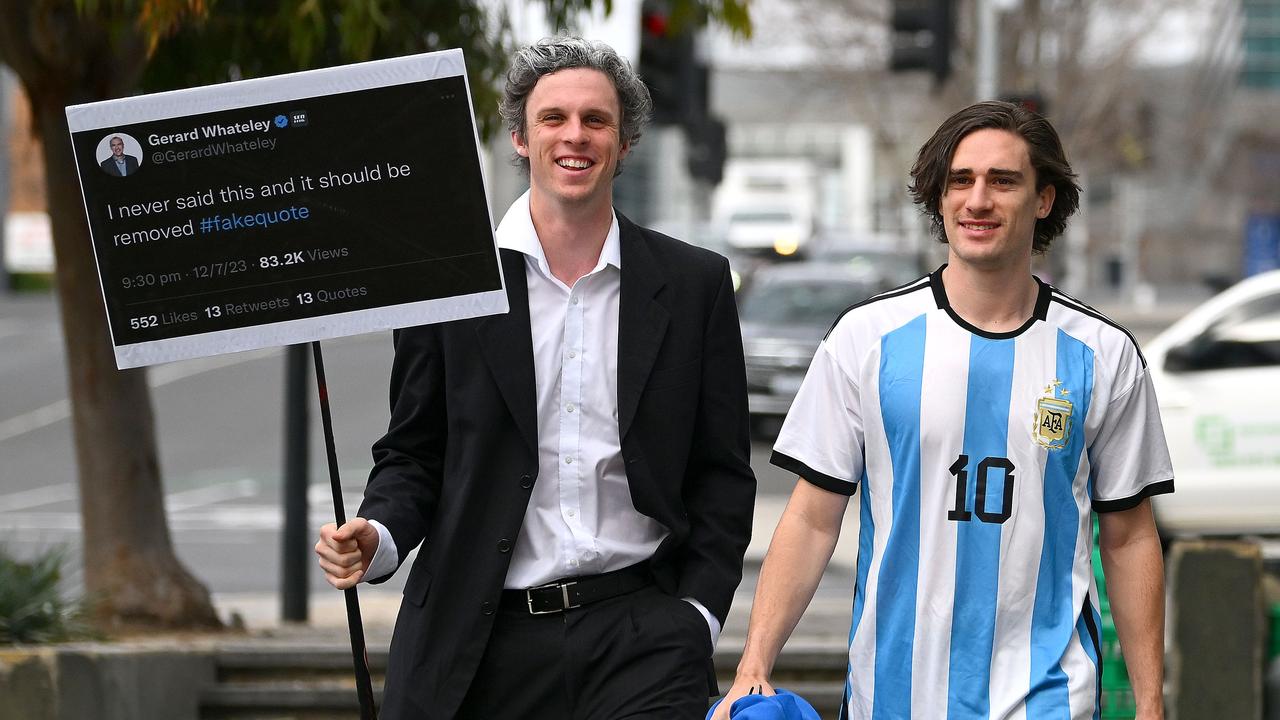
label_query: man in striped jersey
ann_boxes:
[715,102,1173,720]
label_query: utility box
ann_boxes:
[1166,539,1265,720]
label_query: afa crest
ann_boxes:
[1034,380,1073,450]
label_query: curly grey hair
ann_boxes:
[499,37,653,176]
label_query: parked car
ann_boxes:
[739,262,883,434]
[810,242,929,293]
[1146,270,1280,538]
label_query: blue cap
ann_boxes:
[705,688,822,720]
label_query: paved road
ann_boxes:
[0,289,868,629]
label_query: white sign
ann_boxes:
[66,49,507,369]
[3,212,55,273]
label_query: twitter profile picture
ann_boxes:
[97,133,143,178]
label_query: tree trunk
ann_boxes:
[0,1,220,630]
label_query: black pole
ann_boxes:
[281,344,310,622]
[311,341,378,720]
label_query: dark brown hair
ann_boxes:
[908,101,1081,254]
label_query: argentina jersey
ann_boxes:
[771,266,1174,720]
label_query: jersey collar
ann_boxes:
[929,263,1051,340]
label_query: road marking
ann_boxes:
[0,479,369,533]
[0,332,377,444]
[164,478,259,512]
[0,482,77,512]
[0,399,71,444]
[0,347,281,443]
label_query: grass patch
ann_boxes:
[0,546,95,644]
[7,272,55,292]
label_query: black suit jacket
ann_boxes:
[359,214,756,719]
[100,154,139,176]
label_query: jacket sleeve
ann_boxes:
[677,258,756,623]
[358,325,448,581]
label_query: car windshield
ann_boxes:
[740,279,873,325]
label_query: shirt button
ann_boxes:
[571,296,580,305]
[520,474,533,489]
[567,509,576,518]
[481,601,495,615]
[566,403,575,413]
[497,539,512,553]
[568,350,577,359]
[565,456,574,465]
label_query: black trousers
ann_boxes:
[455,585,713,720]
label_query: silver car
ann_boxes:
[739,262,885,436]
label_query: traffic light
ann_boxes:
[638,2,695,124]
[685,116,726,185]
[888,0,954,85]
[637,1,727,185]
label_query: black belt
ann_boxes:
[501,562,652,614]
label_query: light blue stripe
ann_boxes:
[1026,330,1094,718]
[947,337,1016,719]
[872,314,927,717]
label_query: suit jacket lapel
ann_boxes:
[477,248,539,453]
[617,215,670,439]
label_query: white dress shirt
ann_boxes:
[363,191,718,642]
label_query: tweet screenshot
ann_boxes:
[66,50,506,369]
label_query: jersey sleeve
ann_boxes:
[1090,365,1175,511]
[770,340,865,495]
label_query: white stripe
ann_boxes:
[1064,457,1100,718]
[0,483,78,512]
[0,399,71,443]
[909,313,968,718]
[847,340,890,715]
[0,505,286,531]
[164,478,259,512]
[0,347,282,443]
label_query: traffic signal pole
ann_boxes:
[976,0,999,100]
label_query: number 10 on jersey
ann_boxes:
[947,454,1016,524]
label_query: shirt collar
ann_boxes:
[494,189,622,275]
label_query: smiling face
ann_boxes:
[942,128,1056,272]
[512,68,629,213]
[110,137,125,158]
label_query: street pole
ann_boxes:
[281,343,310,622]
[0,69,12,294]
[975,0,999,100]
[976,0,1027,100]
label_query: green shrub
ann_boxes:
[0,547,93,644]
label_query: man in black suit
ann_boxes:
[99,136,139,176]
[316,37,755,719]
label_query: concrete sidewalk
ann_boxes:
[210,586,855,648]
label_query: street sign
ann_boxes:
[66,49,506,369]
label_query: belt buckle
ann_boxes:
[526,580,580,614]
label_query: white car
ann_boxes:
[1145,270,1280,538]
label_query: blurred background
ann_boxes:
[1,0,1278,716]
